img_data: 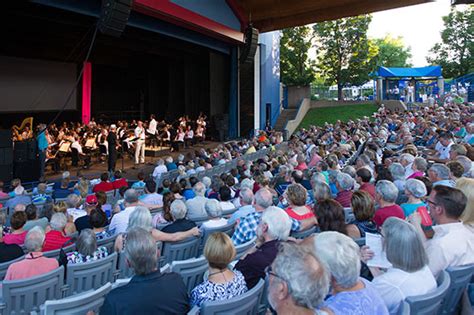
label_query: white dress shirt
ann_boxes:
[426,222,474,277]
[185,196,208,219]
[109,206,137,235]
[152,164,168,179]
[134,127,145,140]
[147,119,157,135]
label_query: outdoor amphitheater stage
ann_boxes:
[44,141,221,183]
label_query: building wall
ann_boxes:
[259,31,281,129]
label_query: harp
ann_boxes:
[12,117,34,141]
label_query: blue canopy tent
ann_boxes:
[374,66,444,103]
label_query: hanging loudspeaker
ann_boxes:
[99,0,133,37]
[240,25,259,64]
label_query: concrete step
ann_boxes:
[274,109,298,131]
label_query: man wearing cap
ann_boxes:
[74,195,100,233]
[107,124,118,173]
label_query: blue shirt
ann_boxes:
[37,131,48,151]
[228,205,255,225]
[166,163,177,171]
[182,189,195,200]
[401,202,426,217]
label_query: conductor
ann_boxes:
[107,124,118,173]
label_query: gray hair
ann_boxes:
[240,178,255,190]
[205,199,222,218]
[156,158,164,166]
[239,187,254,205]
[128,206,152,232]
[313,231,361,288]
[24,226,46,253]
[375,180,399,203]
[389,163,405,180]
[170,200,187,220]
[383,217,428,272]
[399,153,415,164]
[311,172,327,186]
[202,177,211,188]
[255,188,274,209]
[76,229,97,257]
[342,166,356,178]
[357,154,370,166]
[261,206,291,241]
[124,189,139,204]
[413,157,428,172]
[336,173,354,191]
[279,165,289,175]
[66,194,81,208]
[456,156,472,175]
[429,163,450,180]
[50,212,67,231]
[272,243,330,309]
[193,182,206,196]
[124,227,158,275]
[405,179,427,198]
[312,181,331,202]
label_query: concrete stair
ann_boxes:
[274,108,298,131]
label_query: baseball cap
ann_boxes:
[85,195,98,206]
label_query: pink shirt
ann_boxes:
[407,171,425,179]
[3,231,27,246]
[5,252,59,281]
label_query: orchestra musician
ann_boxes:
[37,124,48,179]
[107,124,118,173]
[71,135,90,168]
[185,125,194,148]
[134,120,146,165]
[147,114,158,148]
[171,126,185,152]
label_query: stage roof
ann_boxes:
[376,66,442,78]
[235,0,433,32]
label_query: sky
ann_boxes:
[368,0,465,66]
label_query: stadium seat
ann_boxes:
[353,237,366,247]
[96,234,118,254]
[43,243,76,259]
[190,215,210,226]
[161,236,201,266]
[34,282,112,315]
[441,264,474,315]
[0,255,24,281]
[290,225,318,239]
[170,256,208,293]
[343,207,355,223]
[199,222,234,254]
[222,207,238,217]
[235,238,256,260]
[116,251,134,280]
[200,278,265,315]
[0,266,65,315]
[64,252,118,296]
[188,305,200,315]
[402,270,451,315]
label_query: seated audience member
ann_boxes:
[201,199,228,229]
[373,180,404,227]
[365,217,436,314]
[115,206,199,252]
[182,177,197,200]
[4,211,28,245]
[8,178,25,197]
[456,178,474,226]
[311,180,332,204]
[267,243,330,315]
[191,232,248,307]
[74,195,99,233]
[228,187,255,225]
[356,168,375,199]
[5,190,30,210]
[401,179,427,217]
[131,171,146,189]
[90,209,111,240]
[66,193,86,222]
[152,192,174,226]
[93,172,114,193]
[314,199,359,238]
[43,213,72,252]
[32,183,52,204]
[349,191,378,238]
[5,227,59,280]
[52,179,72,200]
[185,182,209,219]
[456,156,472,178]
[112,171,128,190]
[0,225,23,263]
[139,180,163,207]
[170,182,184,200]
[152,158,167,181]
[232,188,301,245]
[109,189,140,235]
[100,227,189,314]
[67,229,108,264]
[218,186,235,211]
[161,200,196,233]
[235,206,291,289]
[409,185,473,277]
[51,201,77,235]
[408,157,428,179]
[24,204,49,231]
[428,163,455,188]
[283,184,316,228]
[389,163,406,193]
[96,191,113,214]
[334,173,354,207]
[399,153,416,179]
[0,180,9,199]
[447,160,465,180]
[313,232,389,315]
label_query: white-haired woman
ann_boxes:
[401,179,427,217]
[67,229,108,264]
[366,217,436,314]
[114,206,199,252]
[201,199,227,229]
[389,163,406,192]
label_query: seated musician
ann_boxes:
[71,136,91,168]
[185,125,194,148]
[171,127,185,152]
[195,125,204,143]
[160,126,171,147]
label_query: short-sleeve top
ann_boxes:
[66,246,108,264]
[285,206,315,221]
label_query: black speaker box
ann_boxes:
[14,160,40,183]
[240,26,259,64]
[99,0,133,37]
[13,140,36,163]
[0,130,11,148]
[0,147,13,165]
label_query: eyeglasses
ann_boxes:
[426,199,438,207]
[265,266,284,282]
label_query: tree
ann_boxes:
[371,35,412,71]
[313,15,376,100]
[427,6,473,78]
[280,26,315,86]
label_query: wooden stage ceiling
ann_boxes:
[235,0,434,32]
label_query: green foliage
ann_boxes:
[298,103,378,129]
[313,15,376,100]
[371,35,412,71]
[427,6,473,78]
[280,26,315,86]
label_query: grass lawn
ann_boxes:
[298,103,378,130]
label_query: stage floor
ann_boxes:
[44,141,220,182]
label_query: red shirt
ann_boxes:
[112,178,128,190]
[295,162,308,171]
[335,190,353,208]
[359,183,376,200]
[93,181,114,193]
[373,204,405,227]
[43,230,71,252]
[285,206,314,221]
[4,231,27,246]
